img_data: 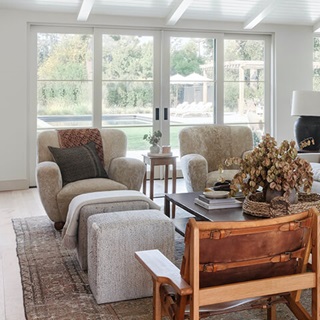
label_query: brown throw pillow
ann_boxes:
[48,141,108,185]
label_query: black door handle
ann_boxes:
[164,108,168,120]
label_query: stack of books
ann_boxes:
[194,194,242,210]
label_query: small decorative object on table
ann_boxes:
[194,188,242,210]
[225,133,315,217]
[162,145,171,154]
[143,130,162,154]
[213,180,231,191]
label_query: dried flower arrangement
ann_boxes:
[225,134,313,199]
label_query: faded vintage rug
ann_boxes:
[13,215,310,320]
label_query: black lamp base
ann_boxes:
[294,116,320,151]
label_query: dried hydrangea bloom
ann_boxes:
[225,134,314,198]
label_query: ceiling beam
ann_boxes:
[243,0,278,30]
[166,0,193,26]
[77,0,95,22]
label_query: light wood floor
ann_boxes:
[0,178,186,320]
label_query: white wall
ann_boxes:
[0,10,29,190]
[270,25,313,142]
[0,9,314,190]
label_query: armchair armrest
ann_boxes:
[298,153,320,163]
[36,161,63,222]
[180,154,208,192]
[108,157,145,191]
[135,249,192,296]
[242,150,252,158]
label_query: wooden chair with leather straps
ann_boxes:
[135,207,320,320]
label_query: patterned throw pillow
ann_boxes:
[48,141,108,185]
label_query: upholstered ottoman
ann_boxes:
[77,198,160,271]
[61,190,160,271]
[87,209,175,304]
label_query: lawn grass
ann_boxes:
[120,126,185,151]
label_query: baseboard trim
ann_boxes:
[0,180,29,191]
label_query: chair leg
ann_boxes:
[266,297,277,320]
[54,221,64,231]
[312,286,320,320]
[153,280,162,320]
[267,304,277,320]
[285,295,312,320]
[175,295,188,320]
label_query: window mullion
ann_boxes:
[216,34,224,124]
[93,29,102,128]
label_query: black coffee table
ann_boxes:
[164,192,257,235]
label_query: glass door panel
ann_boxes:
[102,34,154,156]
[224,39,265,143]
[37,33,93,129]
[169,36,216,151]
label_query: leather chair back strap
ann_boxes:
[199,219,312,240]
[199,247,305,272]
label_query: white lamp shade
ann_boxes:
[291,90,320,116]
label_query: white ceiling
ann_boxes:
[2,0,320,30]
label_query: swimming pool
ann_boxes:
[38,114,153,127]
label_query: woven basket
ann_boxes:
[242,192,320,218]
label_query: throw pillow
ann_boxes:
[48,141,108,185]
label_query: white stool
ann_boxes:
[87,209,175,304]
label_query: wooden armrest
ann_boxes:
[135,249,192,296]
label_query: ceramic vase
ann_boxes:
[150,144,160,154]
[265,187,298,204]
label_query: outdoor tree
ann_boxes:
[170,40,205,76]
[37,34,92,115]
[102,35,153,113]
[37,33,59,65]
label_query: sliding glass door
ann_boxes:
[30,26,271,185]
[34,28,270,149]
[100,31,160,157]
[35,28,160,158]
[164,33,218,152]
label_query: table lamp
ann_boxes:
[291,90,320,151]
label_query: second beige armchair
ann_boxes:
[179,125,253,192]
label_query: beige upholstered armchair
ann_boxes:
[179,125,253,192]
[36,128,145,229]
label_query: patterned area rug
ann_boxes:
[12,216,310,320]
